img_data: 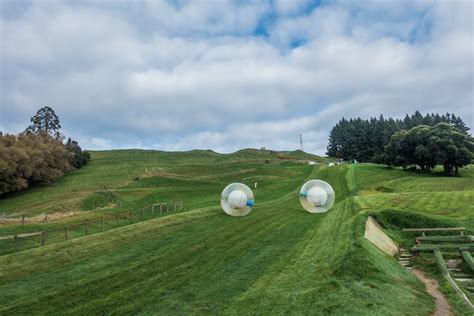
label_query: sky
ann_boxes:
[1,0,473,155]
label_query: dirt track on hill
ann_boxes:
[411,269,452,316]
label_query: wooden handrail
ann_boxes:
[403,227,465,232]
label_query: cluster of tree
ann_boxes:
[384,123,473,175]
[0,107,90,195]
[327,111,470,163]
[0,133,73,194]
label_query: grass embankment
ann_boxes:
[0,152,438,315]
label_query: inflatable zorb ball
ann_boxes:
[221,183,254,216]
[299,180,335,213]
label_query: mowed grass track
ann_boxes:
[0,156,437,315]
[353,164,474,229]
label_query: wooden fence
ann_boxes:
[0,200,184,255]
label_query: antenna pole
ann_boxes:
[300,134,304,151]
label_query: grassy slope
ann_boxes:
[0,151,445,315]
[0,150,313,236]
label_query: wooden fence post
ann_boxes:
[129,212,132,222]
[41,231,45,246]
[160,203,168,213]
[44,213,48,223]
[13,235,18,252]
[64,227,68,240]
[174,201,177,212]
[84,223,88,235]
[21,214,25,225]
[151,205,155,217]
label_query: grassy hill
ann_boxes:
[0,150,472,314]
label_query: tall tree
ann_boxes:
[25,106,62,137]
[383,130,407,168]
[383,123,473,175]
[427,123,474,175]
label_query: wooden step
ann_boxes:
[412,245,474,252]
[452,273,472,278]
[417,235,474,242]
[454,278,473,283]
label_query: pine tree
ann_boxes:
[25,106,62,138]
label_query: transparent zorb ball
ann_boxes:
[221,183,254,216]
[299,180,335,213]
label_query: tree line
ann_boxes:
[0,107,90,195]
[327,111,473,175]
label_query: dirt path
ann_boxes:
[411,268,452,316]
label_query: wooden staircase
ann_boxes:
[398,248,412,270]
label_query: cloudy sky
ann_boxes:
[1,0,473,154]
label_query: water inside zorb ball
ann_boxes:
[228,190,248,209]
[307,186,328,206]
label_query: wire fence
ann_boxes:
[1,189,126,225]
[0,200,184,256]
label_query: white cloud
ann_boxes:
[140,0,269,36]
[273,0,313,15]
[75,136,113,150]
[1,0,472,155]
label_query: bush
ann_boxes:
[0,133,73,195]
[65,138,90,168]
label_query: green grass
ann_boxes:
[0,150,473,314]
